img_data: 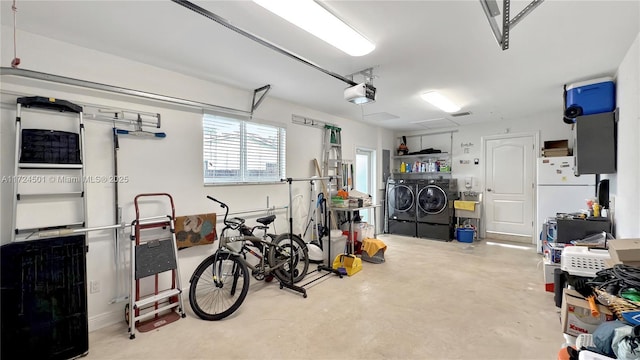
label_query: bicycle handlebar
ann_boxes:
[207,196,244,229]
[206,196,225,207]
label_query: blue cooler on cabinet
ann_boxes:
[564,77,615,120]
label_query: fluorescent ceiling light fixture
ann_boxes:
[253,0,375,56]
[421,91,461,113]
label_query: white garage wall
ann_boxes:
[453,111,576,193]
[0,28,392,331]
[608,32,640,238]
[398,110,575,193]
[399,32,640,240]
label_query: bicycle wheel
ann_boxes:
[269,233,309,284]
[189,251,249,321]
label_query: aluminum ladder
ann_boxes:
[11,96,88,242]
[322,125,343,180]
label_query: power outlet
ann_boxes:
[90,280,100,294]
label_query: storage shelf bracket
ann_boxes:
[251,84,271,115]
[479,0,545,50]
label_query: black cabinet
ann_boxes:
[574,110,617,175]
[556,218,611,243]
[1,235,88,360]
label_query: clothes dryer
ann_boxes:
[386,178,416,237]
[416,178,458,241]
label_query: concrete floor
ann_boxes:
[84,234,563,360]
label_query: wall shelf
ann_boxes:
[393,132,454,177]
[392,153,449,160]
[393,171,451,175]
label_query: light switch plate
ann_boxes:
[465,177,473,189]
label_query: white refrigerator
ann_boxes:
[536,156,595,251]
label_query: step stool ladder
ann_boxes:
[11,96,87,242]
[322,125,343,179]
[127,193,186,339]
[321,125,344,230]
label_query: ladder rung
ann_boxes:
[133,302,181,323]
[18,191,84,198]
[15,222,85,234]
[134,289,181,309]
[19,163,83,169]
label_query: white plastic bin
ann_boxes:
[323,234,348,263]
[356,222,374,242]
[560,246,610,277]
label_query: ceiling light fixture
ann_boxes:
[421,91,461,113]
[252,0,375,56]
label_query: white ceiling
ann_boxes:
[1,1,638,131]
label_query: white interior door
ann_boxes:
[484,134,535,239]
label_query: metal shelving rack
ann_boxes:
[392,130,455,178]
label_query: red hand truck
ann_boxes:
[126,193,186,339]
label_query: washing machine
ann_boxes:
[386,178,416,237]
[416,178,458,241]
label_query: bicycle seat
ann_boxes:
[256,215,276,226]
[228,217,245,226]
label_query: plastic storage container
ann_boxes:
[456,228,474,243]
[565,77,615,118]
[323,234,348,263]
[331,196,347,208]
[1,235,88,359]
[560,245,610,277]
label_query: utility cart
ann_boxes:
[127,193,186,339]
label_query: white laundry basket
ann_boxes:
[561,246,610,277]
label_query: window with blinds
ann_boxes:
[203,114,286,184]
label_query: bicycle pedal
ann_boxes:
[252,270,265,281]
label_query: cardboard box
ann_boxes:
[542,140,571,157]
[542,149,571,157]
[604,258,618,269]
[561,288,614,337]
[543,258,560,292]
[543,241,565,264]
[607,239,640,264]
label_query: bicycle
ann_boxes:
[189,196,309,321]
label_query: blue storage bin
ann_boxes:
[565,77,615,119]
[456,228,474,243]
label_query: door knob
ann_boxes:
[487,188,492,192]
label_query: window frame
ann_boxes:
[203,113,286,185]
